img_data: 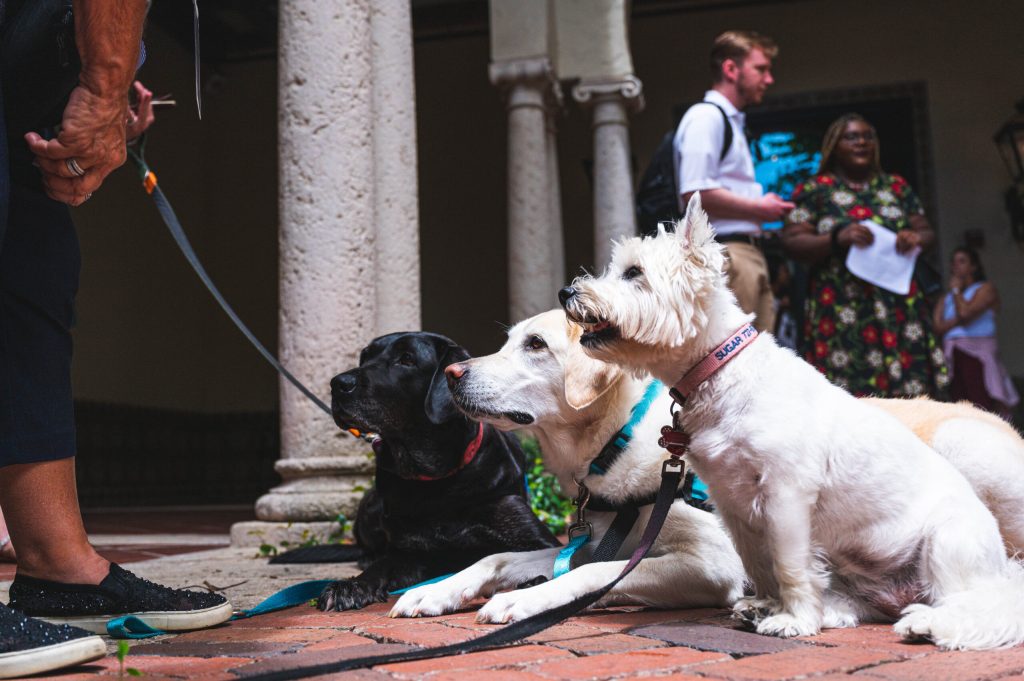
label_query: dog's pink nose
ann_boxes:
[445,363,467,381]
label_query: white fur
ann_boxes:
[560,192,1024,650]
[389,309,746,622]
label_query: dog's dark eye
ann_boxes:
[623,265,643,281]
[526,335,547,351]
[397,352,416,367]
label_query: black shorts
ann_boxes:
[0,180,80,465]
[0,4,83,466]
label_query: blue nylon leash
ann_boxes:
[106,579,335,639]
[105,575,461,639]
[125,138,335,418]
[552,532,590,578]
[388,573,455,596]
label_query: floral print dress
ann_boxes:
[786,173,948,398]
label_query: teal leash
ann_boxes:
[106,580,337,639]
[105,575,459,639]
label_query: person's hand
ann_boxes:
[949,275,964,293]
[126,81,156,142]
[895,230,922,254]
[24,84,129,206]
[837,223,874,248]
[756,193,797,222]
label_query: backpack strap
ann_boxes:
[693,101,734,162]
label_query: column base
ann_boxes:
[254,454,375,522]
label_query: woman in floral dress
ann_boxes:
[781,113,948,397]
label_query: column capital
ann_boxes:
[489,57,563,110]
[571,75,645,113]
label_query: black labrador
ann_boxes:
[314,331,559,611]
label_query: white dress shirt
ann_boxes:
[672,90,762,236]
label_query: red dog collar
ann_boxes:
[411,422,485,482]
[669,324,759,403]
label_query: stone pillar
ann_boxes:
[233,0,420,547]
[546,107,566,292]
[573,77,644,269]
[372,0,422,334]
[490,58,564,323]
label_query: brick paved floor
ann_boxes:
[7,510,1021,680]
[48,598,1024,681]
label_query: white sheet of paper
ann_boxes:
[844,220,920,295]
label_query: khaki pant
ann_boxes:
[723,241,776,334]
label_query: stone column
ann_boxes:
[233,0,420,547]
[573,77,644,269]
[490,58,563,324]
[372,0,422,334]
[546,107,566,292]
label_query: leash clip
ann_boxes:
[662,456,685,476]
[571,477,592,530]
[567,521,593,540]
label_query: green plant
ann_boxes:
[521,436,574,535]
[117,640,142,678]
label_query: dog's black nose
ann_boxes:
[558,286,577,308]
[331,372,357,394]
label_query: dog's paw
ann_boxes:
[822,596,861,629]
[389,579,477,618]
[476,588,553,624]
[894,604,936,642]
[317,579,387,612]
[731,596,780,629]
[756,613,820,638]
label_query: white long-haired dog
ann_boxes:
[388,310,746,622]
[559,193,1024,650]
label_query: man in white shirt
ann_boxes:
[673,30,794,333]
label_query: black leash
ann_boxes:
[242,456,686,681]
[126,136,334,418]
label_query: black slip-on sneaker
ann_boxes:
[0,603,105,679]
[8,563,234,635]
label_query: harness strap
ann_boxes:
[589,379,662,475]
[241,457,686,681]
[586,471,709,513]
[590,506,639,563]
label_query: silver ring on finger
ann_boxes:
[82,193,93,202]
[66,158,86,177]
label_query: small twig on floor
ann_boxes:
[181,579,250,592]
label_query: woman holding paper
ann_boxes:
[933,247,1019,417]
[781,113,948,397]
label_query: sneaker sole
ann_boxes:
[39,601,234,635]
[0,635,106,679]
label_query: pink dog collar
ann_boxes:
[669,324,759,403]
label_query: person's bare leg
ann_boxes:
[0,504,16,562]
[0,459,109,584]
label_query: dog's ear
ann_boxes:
[424,343,471,425]
[563,321,624,410]
[680,192,715,250]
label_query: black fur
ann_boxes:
[310,332,559,612]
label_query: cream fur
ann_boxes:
[388,309,746,623]
[560,192,1024,650]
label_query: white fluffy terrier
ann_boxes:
[559,193,1024,650]
[389,310,746,622]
